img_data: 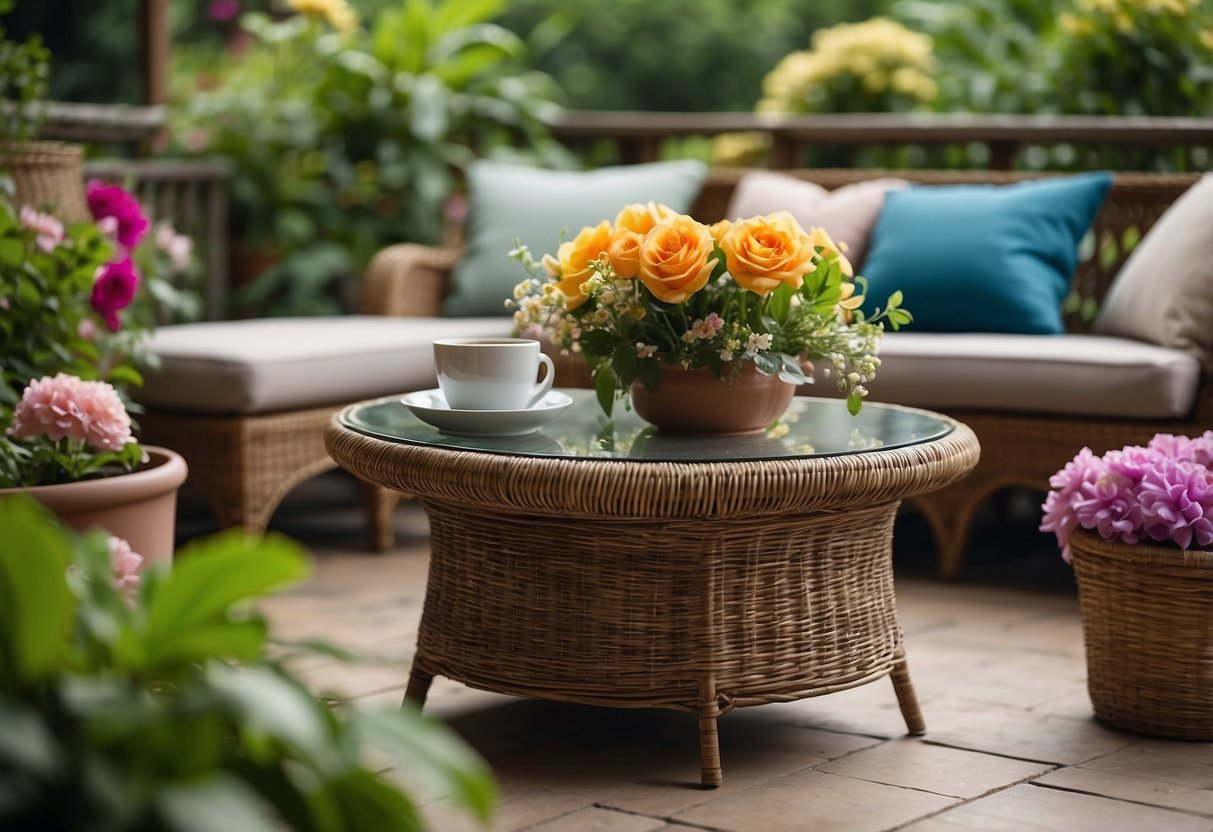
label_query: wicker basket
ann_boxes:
[0,140,90,223]
[1070,528,1213,741]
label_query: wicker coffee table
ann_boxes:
[326,391,979,786]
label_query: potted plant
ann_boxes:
[1040,432,1213,740]
[510,203,911,433]
[0,172,202,560]
[0,495,495,830]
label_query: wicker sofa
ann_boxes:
[354,168,1211,577]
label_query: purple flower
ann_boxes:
[1104,445,1164,483]
[1040,446,1104,563]
[91,258,141,331]
[1073,469,1143,545]
[1192,431,1213,469]
[208,0,240,21]
[86,180,149,250]
[1138,459,1213,550]
[1147,433,1198,462]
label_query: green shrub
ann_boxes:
[0,496,495,830]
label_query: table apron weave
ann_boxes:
[414,498,905,713]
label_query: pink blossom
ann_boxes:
[1191,431,1213,468]
[108,535,144,596]
[1040,446,1104,563]
[1147,433,1200,463]
[77,318,97,340]
[19,205,64,252]
[155,222,194,271]
[1072,469,1143,545]
[91,258,140,331]
[86,180,149,249]
[691,312,725,340]
[207,0,240,21]
[1138,459,1213,550]
[8,373,132,452]
[1104,445,1164,482]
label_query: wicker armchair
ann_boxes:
[361,168,1212,578]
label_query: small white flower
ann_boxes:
[719,349,734,362]
[636,342,658,359]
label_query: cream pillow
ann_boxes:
[1095,174,1213,370]
[724,172,909,269]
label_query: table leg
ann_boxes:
[698,678,723,788]
[404,660,433,709]
[890,653,926,735]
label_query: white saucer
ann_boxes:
[401,389,574,437]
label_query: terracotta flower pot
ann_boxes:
[1,446,188,565]
[629,362,797,435]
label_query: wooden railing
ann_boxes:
[548,112,1213,172]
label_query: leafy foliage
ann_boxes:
[0,0,49,142]
[0,496,497,830]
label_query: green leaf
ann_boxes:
[353,705,496,823]
[635,357,661,392]
[154,773,279,832]
[847,393,863,416]
[593,366,615,416]
[207,664,336,766]
[610,347,638,387]
[0,496,73,687]
[0,701,62,777]
[143,532,310,668]
[576,328,615,357]
[0,238,22,267]
[326,770,423,831]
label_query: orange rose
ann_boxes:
[554,220,613,310]
[608,229,643,279]
[808,226,854,277]
[719,211,817,296]
[707,219,732,244]
[637,215,718,304]
[614,202,677,236]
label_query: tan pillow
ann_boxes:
[724,172,909,269]
[1095,174,1213,370]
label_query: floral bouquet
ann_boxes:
[1041,432,1213,562]
[509,203,911,415]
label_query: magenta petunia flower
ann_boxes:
[91,258,140,331]
[8,373,133,452]
[1139,459,1213,550]
[86,180,149,249]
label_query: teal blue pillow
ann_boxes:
[861,172,1113,334]
[443,159,709,317]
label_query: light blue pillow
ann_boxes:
[443,159,709,317]
[861,172,1113,334]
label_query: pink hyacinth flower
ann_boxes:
[1072,469,1143,545]
[1147,433,1199,463]
[86,180,149,249]
[1138,459,1213,550]
[19,205,65,252]
[91,258,141,331]
[1040,446,1104,563]
[1191,431,1213,469]
[8,373,133,453]
[109,535,144,596]
[1104,445,1164,483]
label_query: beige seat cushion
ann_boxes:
[1094,173,1213,370]
[811,332,1201,419]
[137,316,511,415]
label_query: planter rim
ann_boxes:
[0,446,188,513]
[1070,527,1213,570]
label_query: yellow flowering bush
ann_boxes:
[510,206,911,415]
[756,18,937,116]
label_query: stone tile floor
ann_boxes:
[176,474,1213,832]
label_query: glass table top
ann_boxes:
[340,389,953,463]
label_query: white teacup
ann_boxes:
[433,338,555,411]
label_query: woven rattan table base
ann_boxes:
[326,405,980,786]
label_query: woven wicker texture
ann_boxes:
[1,140,91,223]
[1071,529,1213,741]
[326,409,979,784]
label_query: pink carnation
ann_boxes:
[1138,459,1213,550]
[108,535,144,596]
[91,258,140,331]
[8,373,133,452]
[1039,447,1105,563]
[19,205,64,252]
[86,180,149,249]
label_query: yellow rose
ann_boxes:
[608,229,644,279]
[807,226,854,277]
[637,215,718,304]
[614,202,677,236]
[555,221,614,310]
[719,211,817,296]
